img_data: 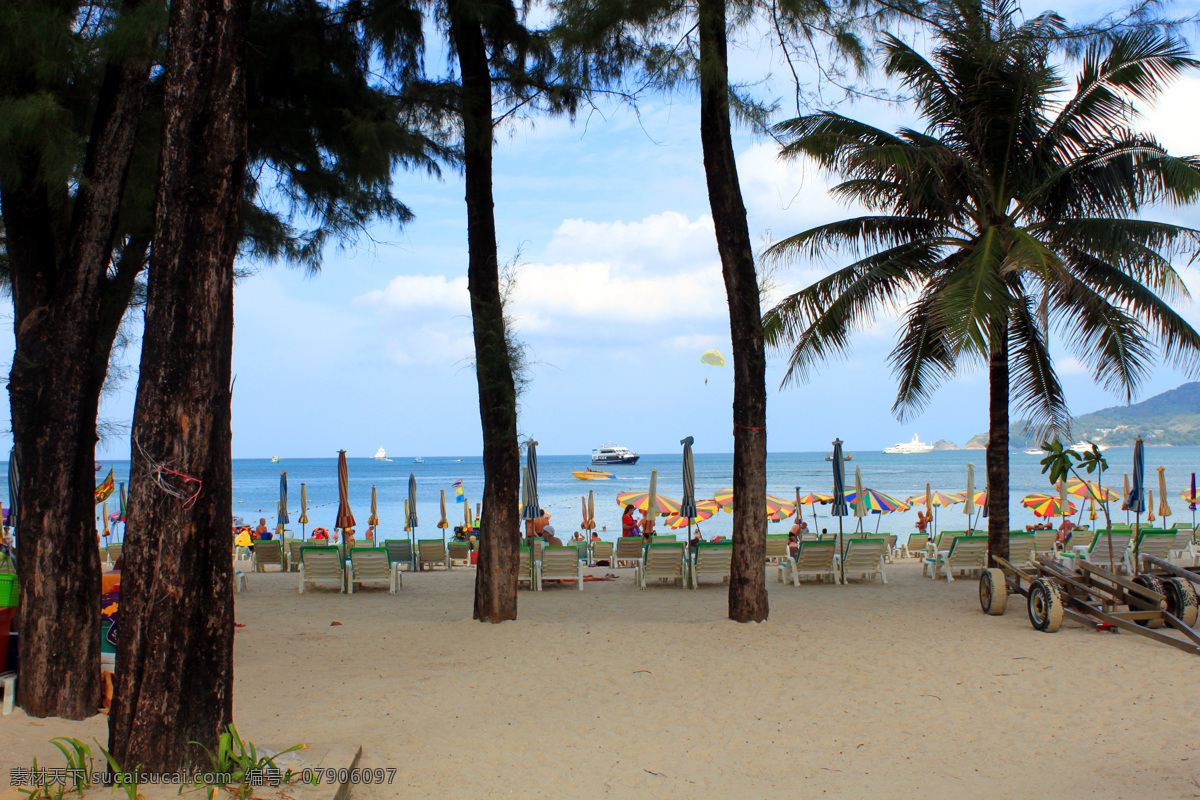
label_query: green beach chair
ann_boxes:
[348,547,400,594]
[689,542,733,589]
[418,539,450,571]
[1126,530,1176,574]
[252,540,285,573]
[383,539,416,571]
[638,543,686,589]
[590,540,614,566]
[537,545,584,590]
[837,538,889,584]
[298,546,344,594]
[765,534,789,568]
[901,534,928,558]
[924,535,987,582]
[779,540,838,586]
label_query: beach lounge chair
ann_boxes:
[615,538,644,569]
[1028,528,1057,557]
[518,546,535,590]
[638,543,686,589]
[689,542,733,588]
[883,534,898,563]
[298,546,344,593]
[384,539,416,571]
[1126,531,1177,574]
[1005,533,1036,568]
[765,534,789,567]
[779,541,839,586]
[1077,531,1132,574]
[448,541,472,567]
[837,539,889,584]
[590,540,614,566]
[348,548,401,594]
[106,543,123,567]
[901,534,928,558]
[537,545,584,590]
[649,534,678,544]
[252,540,285,573]
[924,535,987,582]
[1167,527,1194,559]
[418,539,451,571]
[286,540,306,571]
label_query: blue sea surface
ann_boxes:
[76,447,1200,543]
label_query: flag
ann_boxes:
[95,469,115,504]
[453,479,465,503]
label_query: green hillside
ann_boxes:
[965,382,1200,448]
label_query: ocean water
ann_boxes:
[76,447,1200,543]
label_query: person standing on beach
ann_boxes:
[621,505,638,537]
[533,508,550,537]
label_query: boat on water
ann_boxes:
[374,446,393,462]
[572,468,615,480]
[1070,441,1109,453]
[591,443,639,465]
[413,457,424,464]
[1024,448,1043,455]
[270,456,280,463]
[883,434,934,455]
[824,453,853,462]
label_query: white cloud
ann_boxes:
[541,212,717,275]
[357,274,469,313]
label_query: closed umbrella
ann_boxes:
[335,450,355,540]
[522,440,540,526]
[438,489,449,537]
[963,464,976,530]
[1122,473,1131,524]
[368,486,380,543]
[298,483,309,537]
[1156,467,1171,528]
[1128,439,1146,572]
[646,469,659,536]
[1189,473,1197,529]
[587,491,595,532]
[1058,480,1070,527]
[408,472,421,549]
[1148,490,1156,523]
[7,447,19,541]
[520,465,537,534]
[277,471,289,541]
[679,436,697,539]
[830,439,848,580]
[102,501,110,541]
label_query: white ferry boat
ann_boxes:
[374,447,393,462]
[883,434,934,455]
[591,443,640,465]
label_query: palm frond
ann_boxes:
[1009,300,1072,439]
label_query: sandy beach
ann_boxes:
[3,555,1199,799]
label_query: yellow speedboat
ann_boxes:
[572,468,614,480]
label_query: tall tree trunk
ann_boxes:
[986,332,1010,567]
[108,0,249,772]
[698,0,768,622]
[2,0,156,719]
[449,4,521,623]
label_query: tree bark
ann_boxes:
[698,0,768,622]
[449,3,521,623]
[108,0,249,772]
[986,331,1010,567]
[2,0,156,719]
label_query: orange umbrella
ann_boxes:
[335,449,355,532]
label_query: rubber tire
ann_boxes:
[1132,574,1168,629]
[979,568,1008,615]
[1028,578,1065,633]
[1162,577,1199,628]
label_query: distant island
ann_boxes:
[964,382,1200,448]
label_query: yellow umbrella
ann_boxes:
[404,499,411,532]
[1156,467,1171,526]
[298,483,309,537]
[369,486,380,527]
[1089,497,1098,521]
[1147,490,1156,523]
[438,488,449,531]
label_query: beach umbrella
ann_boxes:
[852,467,867,542]
[712,487,733,508]
[404,499,411,532]
[963,464,976,530]
[408,472,422,547]
[277,471,289,541]
[830,439,848,580]
[797,491,833,529]
[1127,438,1146,552]
[581,495,589,530]
[1022,493,1077,517]
[4,449,15,539]
[437,489,449,537]
[843,489,909,513]
[1065,479,1119,502]
[118,482,127,543]
[664,499,720,528]
[102,501,110,540]
[1148,490,1156,523]
[587,491,596,531]
[369,485,380,528]
[1156,467,1171,528]
[680,436,698,539]
[464,493,471,529]
[1122,473,1131,524]
[520,465,538,532]
[1089,497,1098,521]
[905,490,962,507]
[615,489,682,516]
[1059,480,1070,525]
[298,483,309,537]
[522,439,540,524]
[335,450,355,538]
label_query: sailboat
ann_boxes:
[374,446,393,462]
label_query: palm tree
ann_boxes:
[762,0,1200,565]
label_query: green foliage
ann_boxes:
[763,0,1200,442]
[191,723,305,800]
[94,739,141,800]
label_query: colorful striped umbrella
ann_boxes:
[797,490,832,529]
[843,489,910,513]
[905,491,962,507]
[1066,479,1119,502]
[712,487,733,508]
[615,488,681,516]
[1022,493,1077,518]
[765,494,797,516]
[335,450,355,532]
[664,499,720,528]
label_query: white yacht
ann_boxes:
[883,434,935,455]
[1070,441,1109,453]
[591,443,640,465]
[374,446,393,462]
[1024,448,1043,455]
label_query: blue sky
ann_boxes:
[8,1,1200,460]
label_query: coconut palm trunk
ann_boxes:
[698,0,769,622]
[986,334,1010,566]
[450,1,522,623]
[108,0,249,771]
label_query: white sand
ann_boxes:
[3,557,1199,799]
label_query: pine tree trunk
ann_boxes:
[2,0,156,719]
[697,0,769,623]
[986,333,1010,566]
[108,0,249,771]
[450,4,521,623]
